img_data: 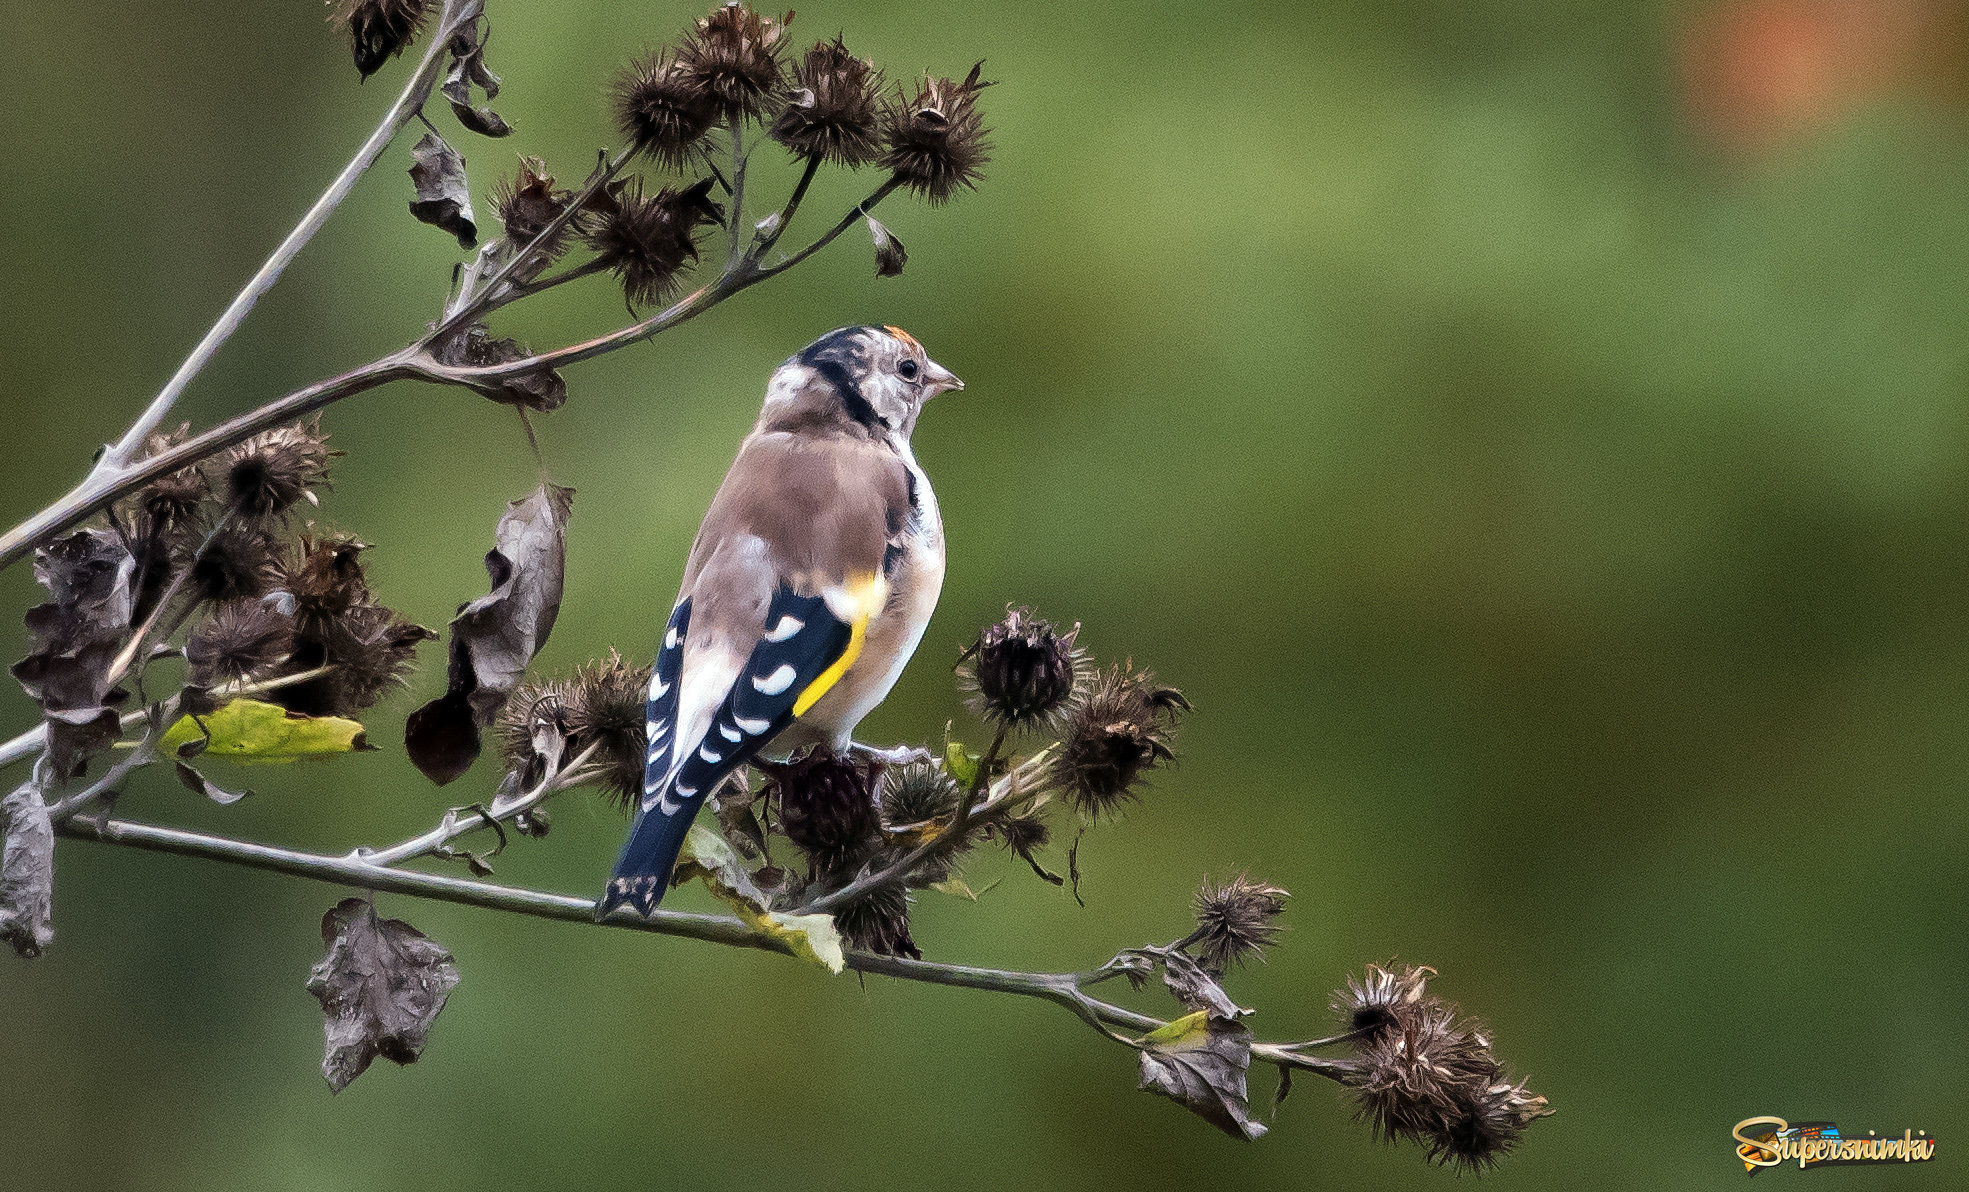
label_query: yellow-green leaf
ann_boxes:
[677,824,844,975]
[944,740,982,789]
[1141,1010,1212,1047]
[158,699,369,764]
[758,911,846,974]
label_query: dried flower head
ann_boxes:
[1191,873,1289,973]
[1053,663,1189,817]
[879,759,963,828]
[1335,964,1552,1170]
[564,650,653,806]
[186,597,296,687]
[136,425,210,529]
[315,602,434,713]
[493,157,588,274]
[766,750,880,876]
[223,420,334,518]
[1335,962,1437,1040]
[613,50,721,169]
[329,0,432,80]
[586,176,722,308]
[831,880,919,959]
[679,3,789,122]
[497,677,577,787]
[961,606,1081,732]
[188,521,285,603]
[881,63,992,203]
[282,531,371,633]
[1432,1073,1552,1172]
[770,37,884,165]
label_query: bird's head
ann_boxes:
[759,325,963,440]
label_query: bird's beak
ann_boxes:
[922,357,964,397]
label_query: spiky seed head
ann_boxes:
[185,597,296,687]
[222,420,334,519]
[586,176,722,308]
[328,0,432,80]
[188,522,285,604]
[497,677,577,787]
[880,63,992,203]
[314,602,433,713]
[961,605,1081,732]
[1334,962,1437,1040]
[1191,873,1289,973]
[678,2,789,122]
[770,37,884,165]
[612,50,720,169]
[1431,1074,1553,1173]
[831,880,920,959]
[493,157,589,276]
[766,750,880,877]
[135,425,210,529]
[282,531,372,635]
[564,650,653,805]
[1054,663,1189,817]
[879,759,964,827]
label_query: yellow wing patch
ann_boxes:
[792,573,888,717]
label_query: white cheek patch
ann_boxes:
[754,664,797,695]
[764,615,804,642]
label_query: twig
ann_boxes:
[355,741,602,867]
[52,812,1356,1080]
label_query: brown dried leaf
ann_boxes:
[408,131,477,248]
[406,485,572,785]
[11,529,135,776]
[1136,1010,1269,1141]
[867,215,906,278]
[442,16,512,137]
[173,760,252,805]
[1,780,54,958]
[304,898,460,1092]
[1161,950,1250,1021]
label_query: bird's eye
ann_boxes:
[898,359,920,381]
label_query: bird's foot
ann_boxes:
[847,741,933,766]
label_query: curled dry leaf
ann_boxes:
[1136,1010,1269,1141]
[305,897,461,1093]
[432,323,567,411]
[442,15,512,137]
[408,131,477,248]
[867,215,906,278]
[1,780,55,958]
[406,484,572,785]
[11,529,136,777]
[173,761,252,805]
[1161,950,1250,1022]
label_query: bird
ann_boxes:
[603,325,964,916]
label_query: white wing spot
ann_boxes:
[699,744,722,764]
[646,718,667,740]
[764,615,805,642]
[719,724,742,742]
[664,626,680,650]
[648,675,671,699]
[676,783,697,798]
[753,664,797,695]
[734,715,772,735]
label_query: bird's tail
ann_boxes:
[601,787,708,918]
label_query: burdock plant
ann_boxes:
[0,0,1549,1167]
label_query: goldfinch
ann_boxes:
[604,325,963,915]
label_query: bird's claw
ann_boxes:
[847,742,933,766]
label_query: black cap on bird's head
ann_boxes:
[761,325,962,439]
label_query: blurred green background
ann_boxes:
[5,0,1969,1188]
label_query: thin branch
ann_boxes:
[91,0,470,477]
[52,812,1356,1080]
[753,155,823,258]
[355,741,602,867]
[754,177,900,280]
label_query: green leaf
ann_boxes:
[1137,1011,1269,1140]
[677,824,844,975]
[944,740,982,789]
[158,699,370,764]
